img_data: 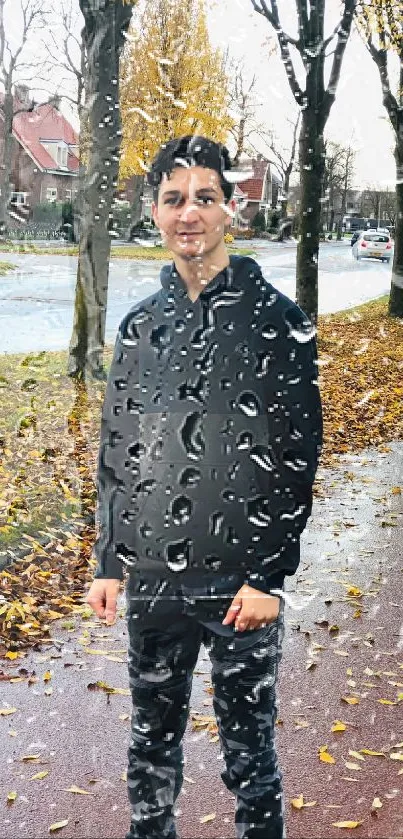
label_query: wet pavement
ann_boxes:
[0,241,393,354]
[1,442,402,838]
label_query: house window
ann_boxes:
[65,189,72,201]
[10,192,28,205]
[57,145,68,168]
[46,187,57,202]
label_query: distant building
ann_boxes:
[0,86,79,223]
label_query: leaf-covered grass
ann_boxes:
[0,243,254,260]
[0,261,15,275]
[0,295,402,653]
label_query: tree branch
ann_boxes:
[250,0,304,106]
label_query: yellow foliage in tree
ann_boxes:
[119,0,233,180]
[357,1,403,55]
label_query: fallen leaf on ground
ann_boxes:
[0,707,17,715]
[332,721,347,732]
[332,821,363,829]
[371,797,382,812]
[360,749,385,757]
[348,750,365,761]
[342,696,360,705]
[319,746,335,764]
[49,820,69,832]
[30,771,49,780]
[62,785,94,795]
[200,813,216,824]
[291,794,316,809]
[344,762,362,771]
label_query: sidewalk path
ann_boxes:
[1,444,402,838]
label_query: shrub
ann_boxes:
[251,210,266,232]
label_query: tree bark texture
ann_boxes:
[0,89,15,235]
[68,0,133,379]
[388,132,403,317]
[296,110,326,324]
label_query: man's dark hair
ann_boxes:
[147,135,234,203]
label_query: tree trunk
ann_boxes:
[68,1,133,380]
[388,133,403,317]
[0,90,15,236]
[296,111,325,325]
[129,173,144,236]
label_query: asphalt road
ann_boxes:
[0,240,393,354]
[1,443,402,838]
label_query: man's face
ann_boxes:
[152,165,235,260]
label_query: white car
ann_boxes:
[352,231,393,263]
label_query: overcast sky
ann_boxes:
[4,0,398,190]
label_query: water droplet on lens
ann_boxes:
[246,495,272,527]
[236,431,252,450]
[179,412,205,460]
[203,555,222,570]
[165,538,192,572]
[237,391,260,417]
[179,467,201,487]
[150,324,173,356]
[209,511,224,536]
[250,445,275,472]
[261,323,278,340]
[170,495,193,525]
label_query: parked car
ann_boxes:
[128,226,162,247]
[352,231,393,263]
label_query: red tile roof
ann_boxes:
[4,100,79,173]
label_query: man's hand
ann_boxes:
[222,585,280,632]
[85,579,121,625]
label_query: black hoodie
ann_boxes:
[93,255,322,597]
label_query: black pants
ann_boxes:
[124,575,285,839]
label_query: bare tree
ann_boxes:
[250,0,356,324]
[356,1,403,316]
[41,0,88,241]
[0,0,46,234]
[67,0,134,380]
[262,114,300,237]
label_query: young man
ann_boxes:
[86,135,323,839]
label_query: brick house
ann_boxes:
[0,87,79,222]
[231,156,281,229]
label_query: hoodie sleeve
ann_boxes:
[243,304,323,594]
[92,325,139,581]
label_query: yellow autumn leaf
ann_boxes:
[371,797,382,810]
[348,750,365,761]
[391,486,401,494]
[30,771,49,780]
[345,586,362,598]
[5,651,20,660]
[43,671,52,681]
[332,721,347,733]
[21,754,41,761]
[7,791,17,802]
[200,813,216,824]
[332,821,363,829]
[344,762,362,771]
[342,696,360,705]
[49,820,69,832]
[378,699,396,705]
[0,707,17,716]
[291,794,316,809]
[390,752,403,761]
[319,749,336,764]
[360,749,385,757]
[63,785,94,795]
